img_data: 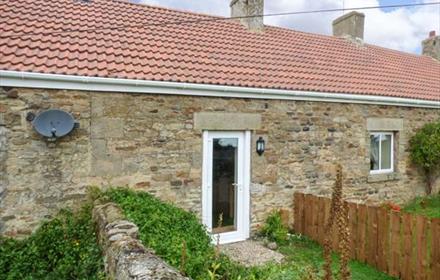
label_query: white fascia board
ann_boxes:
[0,70,439,109]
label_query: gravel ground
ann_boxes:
[220,240,284,267]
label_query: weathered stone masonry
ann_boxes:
[0,87,439,236]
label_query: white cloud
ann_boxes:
[135,0,440,54]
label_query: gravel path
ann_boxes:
[220,240,284,267]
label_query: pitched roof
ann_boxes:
[0,0,439,102]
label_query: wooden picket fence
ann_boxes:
[293,193,440,280]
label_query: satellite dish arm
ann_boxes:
[50,122,57,138]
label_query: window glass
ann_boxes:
[370,134,380,171]
[370,133,393,173]
[381,135,392,169]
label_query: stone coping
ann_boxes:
[92,201,189,280]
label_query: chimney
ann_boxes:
[230,0,264,32]
[332,11,365,40]
[422,31,440,61]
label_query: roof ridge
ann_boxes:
[364,42,440,62]
[266,24,439,61]
[111,0,225,19]
[114,0,437,62]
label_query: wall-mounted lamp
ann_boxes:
[256,137,265,156]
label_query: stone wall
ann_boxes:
[93,201,188,280]
[0,86,439,236]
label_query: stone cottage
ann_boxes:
[0,0,439,243]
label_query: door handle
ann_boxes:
[232,183,242,191]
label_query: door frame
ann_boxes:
[202,130,251,244]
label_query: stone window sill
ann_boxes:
[367,172,401,183]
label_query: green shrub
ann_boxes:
[0,205,104,280]
[105,188,216,279]
[260,210,288,245]
[410,121,440,194]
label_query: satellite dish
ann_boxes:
[32,109,76,139]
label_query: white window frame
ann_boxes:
[370,132,394,174]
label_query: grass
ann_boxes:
[279,235,396,280]
[0,204,104,280]
[403,193,440,218]
[104,187,396,280]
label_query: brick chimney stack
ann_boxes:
[422,31,440,61]
[230,0,264,32]
[332,11,365,40]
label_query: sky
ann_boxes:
[132,0,440,55]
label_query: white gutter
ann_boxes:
[0,70,439,109]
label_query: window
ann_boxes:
[370,132,393,174]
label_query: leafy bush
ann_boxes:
[105,188,216,279]
[260,210,288,245]
[410,121,440,194]
[0,205,104,280]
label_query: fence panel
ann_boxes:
[348,203,358,259]
[311,195,319,241]
[304,194,312,238]
[317,197,327,244]
[431,218,440,280]
[377,207,389,273]
[401,213,414,280]
[366,205,378,267]
[415,215,428,280]
[294,193,305,234]
[292,193,437,280]
[357,204,368,263]
[389,210,401,278]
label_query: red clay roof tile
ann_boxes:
[0,0,439,101]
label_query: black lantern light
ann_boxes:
[256,137,265,156]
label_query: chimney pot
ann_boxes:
[422,30,440,61]
[332,11,365,40]
[230,0,264,32]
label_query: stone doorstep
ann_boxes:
[220,240,284,267]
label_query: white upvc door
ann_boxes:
[202,131,251,244]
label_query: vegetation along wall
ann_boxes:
[0,86,439,236]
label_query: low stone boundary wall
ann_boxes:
[92,202,189,280]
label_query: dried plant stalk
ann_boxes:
[323,164,351,280]
[338,201,351,280]
[180,240,187,275]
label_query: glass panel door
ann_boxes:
[202,130,250,244]
[211,138,238,234]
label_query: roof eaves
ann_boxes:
[1,70,439,109]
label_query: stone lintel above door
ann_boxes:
[194,112,261,130]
